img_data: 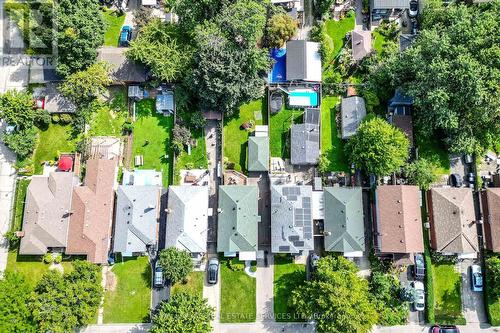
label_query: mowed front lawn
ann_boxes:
[220,258,256,323]
[433,263,465,324]
[223,100,266,172]
[321,96,349,172]
[269,107,302,159]
[33,123,77,174]
[132,99,174,186]
[171,271,204,297]
[273,254,306,322]
[103,256,151,323]
[103,9,125,47]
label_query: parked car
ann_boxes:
[309,252,320,271]
[119,26,132,46]
[154,261,163,288]
[450,173,463,187]
[409,0,419,18]
[470,264,483,292]
[430,325,460,333]
[411,281,425,312]
[413,253,425,280]
[207,258,219,285]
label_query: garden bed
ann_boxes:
[174,128,208,184]
[220,257,256,323]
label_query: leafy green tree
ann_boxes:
[370,272,408,325]
[158,247,193,284]
[2,127,38,158]
[54,0,105,77]
[266,13,298,48]
[0,272,36,333]
[30,261,102,333]
[60,62,111,105]
[217,0,266,46]
[345,117,409,176]
[314,0,334,18]
[0,90,49,129]
[151,292,214,333]
[290,256,378,333]
[368,2,500,154]
[310,21,334,63]
[405,158,437,190]
[164,0,227,33]
[127,19,192,82]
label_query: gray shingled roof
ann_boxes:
[113,185,160,254]
[352,30,372,61]
[285,40,322,82]
[97,47,146,83]
[341,96,366,139]
[291,123,320,165]
[248,136,269,172]
[271,185,314,254]
[217,186,259,254]
[165,186,209,254]
[324,187,365,253]
[19,172,78,255]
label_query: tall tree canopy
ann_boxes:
[127,19,192,82]
[265,13,298,48]
[368,2,500,154]
[346,117,409,176]
[158,247,193,284]
[60,61,111,104]
[54,0,105,77]
[0,272,36,333]
[151,292,214,333]
[0,90,49,129]
[290,256,378,333]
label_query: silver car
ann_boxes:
[412,281,425,312]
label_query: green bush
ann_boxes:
[59,113,73,124]
[227,258,245,272]
[53,253,62,264]
[51,114,60,123]
[43,253,53,264]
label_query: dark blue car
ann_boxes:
[119,26,132,46]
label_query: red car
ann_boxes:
[430,325,460,333]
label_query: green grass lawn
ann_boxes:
[273,254,306,322]
[11,179,30,233]
[372,30,386,55]
[269,107,303,159]
[433,263,465,324]
[323,13,356,78]
[320,96,349,172]
[174,128,208,184]
[223,100,266,172]
[416,134,450,176]
[171,271,204,297]
[103,9,125,47]
[103,256,151,323]
[220,257,256,323]
[90,87,128,137]
[132,99,173,186]
[33,123,77,174]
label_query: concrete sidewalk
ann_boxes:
[0,121,17,275]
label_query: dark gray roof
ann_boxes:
[291,109,320,165]
[165,186,209,254]
[29,66,62,84]
[285,40,322,82]
[97,47,146,83]
[271,185,314,254]
[113,185,160,254]
[341,96,366,139]
[33,84,76,114]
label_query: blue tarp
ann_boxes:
[268,48,287,83]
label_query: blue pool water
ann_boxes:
[268,48,287,83]
[288,91,319,107]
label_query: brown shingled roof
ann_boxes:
[428,187,477,254]
[392,115,414,147]
[375,185,424,254]
[66,159,116,264]
[482,188,500,252]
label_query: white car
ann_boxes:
[470,265,483,292]
[412,281,425,312]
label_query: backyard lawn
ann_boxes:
[103,9,125,47]
[269,107,302,159]
[416,134,450,177]
[90,87,128,137]
[33,123,77,174]
[220,257,256,323]
[174,128,208,184]
[320,96,349,172]
[274,254,306,322]
[132,99,174,186]
[223,100,266,172]
[11,179,30,233]
[171,271,204,297]
[432,263,465,324]
[373,30,386,55]
[323,12,355,78]
[103,256,151,323]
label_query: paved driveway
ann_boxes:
[203,253,221,323]
[0,121,16,275]
[460,259,487,323]
[256,254,274,322]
